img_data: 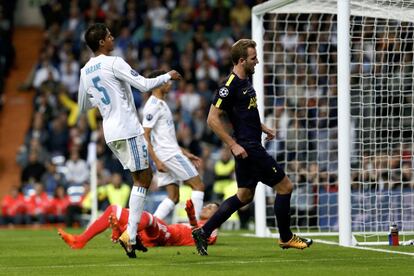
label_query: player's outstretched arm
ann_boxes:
[113,57,181,92]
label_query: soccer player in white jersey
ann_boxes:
[78,23,181,255]
[142,70,205,221]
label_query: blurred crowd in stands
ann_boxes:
[0,2,17,110]
[1,0,262,227]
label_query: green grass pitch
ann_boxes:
[0,229,413,275]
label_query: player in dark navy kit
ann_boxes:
[192,39,312,255]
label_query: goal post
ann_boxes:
[252,0,414,246]
[336,0,352,247]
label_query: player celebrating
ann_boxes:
[58,200,219,258]
[78,23,181,255]
[142,70,205,221]
[192,39,312,256]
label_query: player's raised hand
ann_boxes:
[168,70,182,80]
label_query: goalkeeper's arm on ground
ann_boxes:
[185,199,198,228]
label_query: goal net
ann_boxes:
[252,0,414,245]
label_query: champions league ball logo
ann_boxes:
[219,87,229,97]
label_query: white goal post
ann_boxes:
[252,0,414,246]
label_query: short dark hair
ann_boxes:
[231,39,257,65]
[85,23,108,52]
[147,70,166,78]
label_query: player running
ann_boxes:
[78,23,181,256]
[142,70,205,221]
[192,39,312,256]
[58,200,219,258]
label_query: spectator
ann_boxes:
[65,182,88,227]
[147,0,168,33]
[195,56,220,82]
[65,148,89,184]
[21,151,46,186]
[1,186,26,225]
[49,185,70,223]
[179,82,202,118]
[41,159,67,196]
[32,60,60,90]
[24,112,49,147]
[60,53,80,97]
[213,148,235,201]
[229,0,251,28]
[25,183,51,224]
[47,112,70,156]
[98,173,131,208]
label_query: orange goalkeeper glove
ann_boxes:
[185,199,197,227]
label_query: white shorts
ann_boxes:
[157,153,199,187]
[107,135,149,172]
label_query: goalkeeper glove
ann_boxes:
[185,199,197,227]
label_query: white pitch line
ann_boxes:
[243,234,414,257]
[0,256,407,271]
[314,239,414,257]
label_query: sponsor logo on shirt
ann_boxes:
[146,114,153,121]
[131,69,138,76]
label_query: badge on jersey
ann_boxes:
[218,87,229,98]
[131,69,139,76]
[146,114,153,121]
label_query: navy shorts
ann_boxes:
[235,143,286,189]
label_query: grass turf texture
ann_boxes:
[0,229,413,275]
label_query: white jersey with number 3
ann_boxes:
[78,54,171,143]
[142,95,181,161]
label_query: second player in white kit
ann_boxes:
[143,70,205,221]
[78,23,182,257]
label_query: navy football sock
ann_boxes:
[274,193,293,242]
[202,195,245,237]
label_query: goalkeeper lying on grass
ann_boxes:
[58,200,219,258]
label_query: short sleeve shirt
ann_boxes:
[211,73,262,145]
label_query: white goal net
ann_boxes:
[253,0,414,245]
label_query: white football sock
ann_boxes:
[191,190,204,220]
[153,197,176,220]
[127,186,147,244]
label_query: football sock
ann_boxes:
[140,212,159,238]
[153,197,176,220]
[191,191,204,220]
[202,194,245,237]
[137,211,154,232]
[117,206,129,231]
[127,186,147,244]
[274,193,293,242]
[78,205,113,243]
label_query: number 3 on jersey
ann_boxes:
[92,76,110,105]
